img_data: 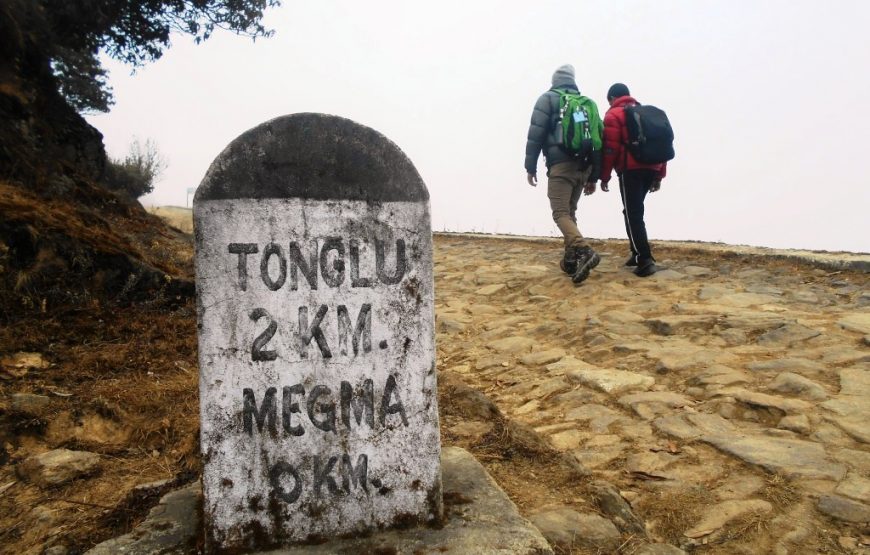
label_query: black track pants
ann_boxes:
[619,169,656,264]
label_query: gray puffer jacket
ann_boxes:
[524,78,601,180]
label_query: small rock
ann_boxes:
[768,372,828,401]
[835,473,870,503]
[0,352,50,377]
[564,365,655,395]
[817,494,870,523]
[689,365,750,387]
[591,480,645,535]
[839,313,870,335]
[718,402,739,419]
[488,336,536,354]
[653,269,685,280]
[757,323,821,346]
[601,310,644,324]
[44,546,68,555]
[437,317,466,333]
[838,367,870,397]
[626,451,679,479]
[441,382,501,420]
[520,349,566,366]
[10,393,51,414]
[718,328,748,346]
[549,429,584,451]
[685,499,772,538]
[682,266,712,277]
[449,421,493,439]
[778,414,812,435]
[838,536,858,550]
[529,507,621,552]
[17,449,101,487]
[718,387,813,413]
[685,387,705,398]
[475,283,506,296]
[714,474,765,500]
[790,289,819,304]
[748,358,825,374]
[505,420,552,455]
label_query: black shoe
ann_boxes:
[571,246,601,284]
[625,255,638,267]
[634,259,658,277]
[560,249,578,274]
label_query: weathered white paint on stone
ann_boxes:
[193,113,441,552]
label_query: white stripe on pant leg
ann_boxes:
[620,174,640,256]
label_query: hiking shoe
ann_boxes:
[571,246,601,284]
[634,259,658,277]
[560,249,578,274]
[624,255,638,267]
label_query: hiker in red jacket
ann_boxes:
[600,83,667,277]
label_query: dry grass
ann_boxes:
[759,474,801,510]
[147,206,193,234]
[0,301,199,553]
[634,485,716,544]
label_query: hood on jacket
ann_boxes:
[610,95,638,109]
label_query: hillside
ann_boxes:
[1,215,868,553]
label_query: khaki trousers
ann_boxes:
[547,161,592,249]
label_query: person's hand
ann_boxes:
[601,180,610,192]
[527,173,537,187]
[583,181,597,195]
[650,179,662,192]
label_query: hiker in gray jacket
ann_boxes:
[525,64,602,284]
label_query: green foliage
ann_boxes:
[103,139,167,199]
[2,0,281,113]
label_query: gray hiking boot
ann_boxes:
[571,246,601,284]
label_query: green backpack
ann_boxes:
[551,89,603,158]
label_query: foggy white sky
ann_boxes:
[86,0,870,253]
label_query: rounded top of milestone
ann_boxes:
[194,113,428,202]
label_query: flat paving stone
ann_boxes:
[756,322,822,346]
[89,448,553,555]
[529,507,620,552]
[817,494,870,523]
[702,434,846,481]
[87,483,201,554]
[838,313,870,335]
[566,366,655,395]
[488,336,536,354]
[768,372,828,400]
[835,473,870,503]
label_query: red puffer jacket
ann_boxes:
[600,95,667,183]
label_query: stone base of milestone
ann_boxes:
[86,447,553,555]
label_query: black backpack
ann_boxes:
[624,104,675,164]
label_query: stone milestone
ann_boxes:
[193,113,441,552]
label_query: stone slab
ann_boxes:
[702,434,846,480]
[88,448,553,554]
[86,483,201,555]
[564,365,655,395]
[193,114,441,550]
